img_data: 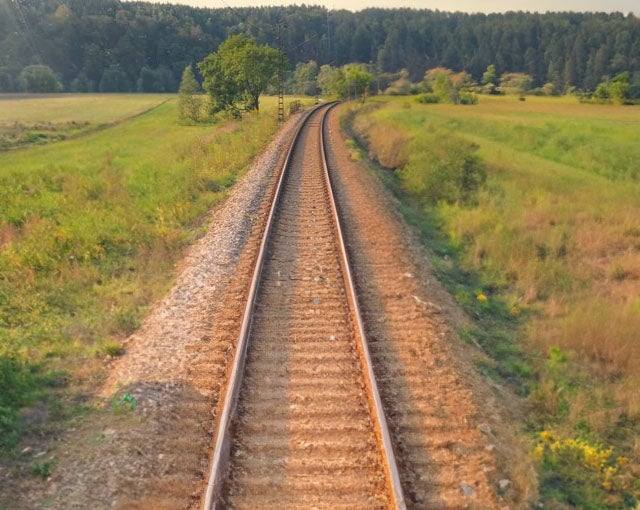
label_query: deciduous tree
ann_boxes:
[19,65,61,93]
[198,35,281,117]
[178,65,201,122]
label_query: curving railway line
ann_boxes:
[202,103,406,509]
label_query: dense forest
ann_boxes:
[1,0,639,94]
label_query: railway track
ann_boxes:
[202,103,405,509]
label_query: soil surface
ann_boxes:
[1,105,533,509]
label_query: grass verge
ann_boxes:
[343,96,640,508]
[0,95,281,452]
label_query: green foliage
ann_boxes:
[317,64,346,98]
[99,66,130,93]
[399,134,486,206]
[103,342,124,357]
[482,64,497,86]
[344,64,373,102]
[499,72,533,95]
[111,392,137,413]
[178,65,202,123]
[0,4,639,94]
[137,66,175,93]
[416,93,440,104]
[198,34,281,116]
[292,60,320,96]
[458,91,478,104]
[535,431,637,509]
[0,355,42,448]
[421,68,478,104]
[594,73,631,104]
[433,72,454,102]
[610,72,631,104]
[30,461,53,479]
[19,65,61,93]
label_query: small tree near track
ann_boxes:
[178,65,201,123]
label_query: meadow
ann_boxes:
[0,94,171,150]
[0,94,281,450]
[346,95,640,508]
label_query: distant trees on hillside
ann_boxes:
[1,1,639,98]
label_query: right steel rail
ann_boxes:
[320,104,406,509]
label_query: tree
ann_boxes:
[481,64,498,94]
[70,72,89,93]
[19,65,62,93]
[292,60,320,96]
[499,72,534,95]
[344,64,373,102]
[137,66,176,93]
[317,65,346,98]
[609,72,630,104]
[178,65,201,122]
[482,64,497,86]
[99,66,130,92]
[198,35,281,116]
[0,67,15,92]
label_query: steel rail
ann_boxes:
[320,104,406,509]
[202,102,405,509]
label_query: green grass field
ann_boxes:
[347,95,640,509]
[0,94,282,451]
[0,94,172,150]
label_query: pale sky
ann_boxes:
[147,0,639,14]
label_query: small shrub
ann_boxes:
[458,91,478,105]
[0,355,41,449]
[398,133,486,206]
[535,431,637,508]
[111,392,137,413]
[416,93,440,104]
[30,461,53,479]
[288,100,301,115]
[103,342,124,357]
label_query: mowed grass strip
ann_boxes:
[347,96,640,508]
[0,96,279,449]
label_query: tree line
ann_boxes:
[1,0,639,97]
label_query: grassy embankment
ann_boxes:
[0,94,281,451]
[346,95,640,508]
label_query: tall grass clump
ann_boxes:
[0,96,280,450]
[346,96,640,508]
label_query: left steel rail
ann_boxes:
[201,103,328,510]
